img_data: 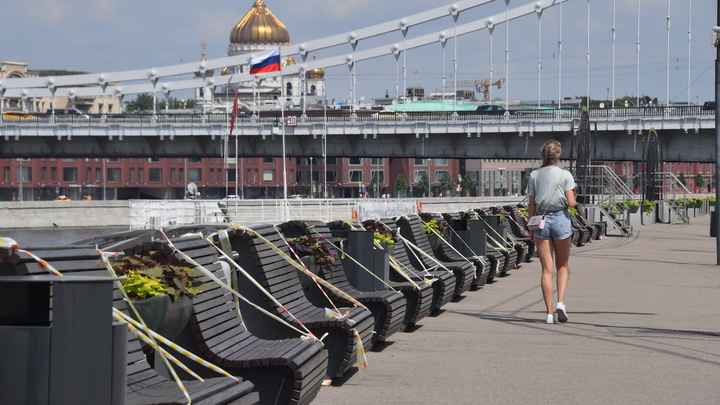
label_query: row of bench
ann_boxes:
[0,205,605,405]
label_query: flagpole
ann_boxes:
[280,50,288,207]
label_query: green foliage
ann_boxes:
[368,172,384,198]
[365,221,398,246]
[438,171,454,194]
[113,251,205,303]
[695,174,706,189]
[642,199,655,214]
[460,172,477,196]
[421,219,444,234]
[158,97,196,110]
[125,93,155,112]
[417,172,430,196]
[373,231,395,246]
[394,174,409,197]
[30,69,89,76]
[568,207,579,216]
[677,172,687,186]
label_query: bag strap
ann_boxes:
[540,168,564,218]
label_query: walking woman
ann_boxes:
[527,140,577,324]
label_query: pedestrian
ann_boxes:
[527,140,577,324]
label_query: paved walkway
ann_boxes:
[313,215,720,405]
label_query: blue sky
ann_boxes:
[3,0,717,105]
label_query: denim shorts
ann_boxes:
[532,209,572,241]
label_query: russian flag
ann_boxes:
[250,48,281,74]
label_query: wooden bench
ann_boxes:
[133,236,330,405]
[495,205,535,262]
[442,212,506,284]
[8,244,261,405]
[363,218,456,313]
[327,220,435,330]
[394,214,475,298]
[209,224,375,381]
[418,213,491,289]
[278,220,407,344]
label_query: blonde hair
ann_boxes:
[540,140,562,166]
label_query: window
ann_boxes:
[107,158,120,163]
[189,169,202,182]
[95,168,101,182]
[149,157,161,163]
[435,170,449,182]
[51,167,57,182]
[296,171,302,182]
[189,157,201,163]
[306,157,318,165]
[138,168,144,183]
[307,171,319,182]
[85,168,91,183]
[413,170,427,183]
[149,168,162,183]
[107,168,121,183]
[209,169,214,183]
[325,171,337,182]
[414,158,427,166]
[3,167,9,182]
[371,158,384,165]
[129,168,135,183]
[296,157,303,165]
[227,170,236,182]
[20,167,31,183]
[370,170,385,184]
[349,170,363,182]
[326,157,337,165]
[434,158,448,166]
[179,168,184,182]
[263,169,275,182]
[40,167,47,182]
[263,157,275,164]
[170,168,175,183]
[62,158,77,162]
[348,157,362,165]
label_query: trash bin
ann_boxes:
[0,275,126,405]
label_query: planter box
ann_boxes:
[450,219,486,256]
[332,230,390,292]
[131,294,193,342]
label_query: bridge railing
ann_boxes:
[1,106,713,128]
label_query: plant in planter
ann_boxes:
[112,251,205,340]
[641,199,655,214]
[568,207,579,216]
[289,235,338,278]
[624,200,641,213]
[421,218,447,251]
[365,222,398,251]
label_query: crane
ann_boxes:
[446,79,505,101]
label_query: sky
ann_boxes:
[2,0,718,105]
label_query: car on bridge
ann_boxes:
[702,101,716,111]
[371,110,408,118]
[2,111,36,119]
[53,195,71,201]
[475,104,511,115]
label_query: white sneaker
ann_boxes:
[556,302,568,323]
[545,314,556,324]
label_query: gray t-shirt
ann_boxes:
[527,167,576,212]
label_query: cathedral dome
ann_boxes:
[306,68,325,80]
[230,0,290,46]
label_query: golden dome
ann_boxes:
[230,0,290,46]
[283,56,297,67]
[306,68,325,80]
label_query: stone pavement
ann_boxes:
[312,215,720,405]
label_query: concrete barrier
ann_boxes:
[0,201,131,229]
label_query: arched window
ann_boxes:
[310,85,317,95]
[286,82,293,96]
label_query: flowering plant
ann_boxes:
[289,235,338,275]
[364,221,398,245]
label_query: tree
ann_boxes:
[678,172,687,187]
[695,173,705,190]
[438,171,454,197]
[417,173,430,197]
[394,174,409,198]
[460,172,477,196]
[125,93,155,112]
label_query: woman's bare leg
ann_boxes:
[535,238,555,315]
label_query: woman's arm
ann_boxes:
[565,189,577,208]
